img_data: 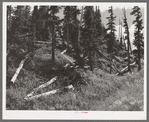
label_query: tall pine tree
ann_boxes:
[63,6,72,48]
[130,6,144,71]
[82,6,95,71]
[106,6,116,74]
[32,6,39,41]
[49,6,60,61]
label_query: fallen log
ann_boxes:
[33,41,51,44]
[25,85,74,100]
[26,77,57,98]
[10,55,29,83]
[19,33,33,38]
[116,62,136,75]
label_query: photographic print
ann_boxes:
[3,2,147,120]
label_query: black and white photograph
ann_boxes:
[3,2,147,120]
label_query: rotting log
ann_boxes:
[26,77,57,98]
[10,54,29,83]
[25,85,74,100]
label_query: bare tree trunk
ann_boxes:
[33,24,36,41]
[89,48,93,71]
[67,21,69,48]
[127,37,131,71]
[129,41,132,53]
[52,23,55,61]
[123,8,131,72]
[110,53,112,74]
[138,38,141,71]
[78,6,83,48]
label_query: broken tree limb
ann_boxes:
[10,55,29,83]
[26,77,57,98]
[111,65,117,73]
[114,55,123,63]
[61,49,75,65]
[96,49,121,73]
[19,33,33,38]
[61,48,67,54]
[62,54,75,64]
[116,62,136,75]
[25,85,74,100]
[96,49,110,61]
[112,60,121,73]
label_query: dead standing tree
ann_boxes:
[123,7,132,72]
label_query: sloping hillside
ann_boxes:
[6,45,144,111]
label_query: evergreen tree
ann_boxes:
[32,6,39,41]
[48,6,61,61]
[130,6,144,71]
[82,6,95,71]
[63,6,72,48]
[106,6,116,74]
[7,6,14,44]
[78,6,83,49]
[94,6,102,37]
[37,6,49,41]
[10,6,31,44]
[69,6,82,65]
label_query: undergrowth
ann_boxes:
[6,46,144,111]
[6,66,144,110]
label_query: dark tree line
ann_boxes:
[7,5,144,73]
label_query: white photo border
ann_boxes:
[2,2,147,120]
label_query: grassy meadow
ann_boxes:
[6,45,144,111]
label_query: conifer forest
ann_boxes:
[6,5,145,111]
